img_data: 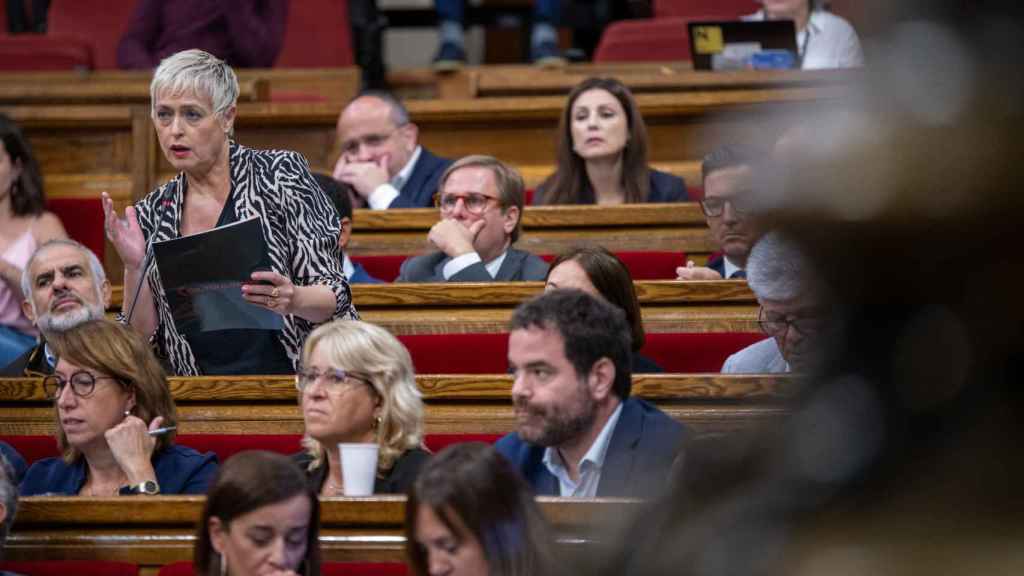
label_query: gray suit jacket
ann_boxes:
[396,248,549,282]
[721,337,790,373]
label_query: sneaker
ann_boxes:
[531,40,567,68]
[433,42,466,72]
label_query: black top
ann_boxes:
[291,447,431,494]
[182,182,292,375]
[533,168,688,205]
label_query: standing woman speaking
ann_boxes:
[102,49,357,376]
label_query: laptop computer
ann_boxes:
[688,20,799,71]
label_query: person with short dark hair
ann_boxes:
[195,451,320,576]
[496,289,687,498]
[535,77,688,206]
[333,92,453,209]
[397,156,549,282]
[406,443,560,576]
[545,245,662,373]
[312,173,383,284]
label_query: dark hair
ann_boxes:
[538,77,650,205]
[48,319,177,464]
[406,443,558,576]
[510,289,632,399]
[439,155,526,243]
[195,451,321,576]
[0,113,45,216]
[546,246,645,351]
[700,144,763,184]
[313,172,352,220]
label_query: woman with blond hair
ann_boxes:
[293,319,429,495]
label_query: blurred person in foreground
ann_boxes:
[534,77,688,206]
[545,245,662,373]
[721,231,826,374]
[19,319,217,496]
[497,289,686,497]
[397,156,548,282]
[744,0,864,69]
[0,443,24,485]
[293,320,429,495]
[406,442,560,576]
[102,49,356,376]
[0,452,19,567]
[196,450,320,576]
[2,240,110,377]
[313,173,383,284]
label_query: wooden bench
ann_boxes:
[0,373,795,438]
[5,496,641,573]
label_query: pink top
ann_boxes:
[0,228,37,336]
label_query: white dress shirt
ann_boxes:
[442,250,508,280]
[744,9,864,69]
[542,403,624,498]
[367,146,423,210]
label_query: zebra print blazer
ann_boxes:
[127,141,358,375]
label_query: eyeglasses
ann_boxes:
[43,371,124,400]
[700,196,752,218]
[295,367,372,394]
[340,125,405,156]
[757,307,826,337]
[435,192,499,215]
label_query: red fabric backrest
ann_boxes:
[641,332,767,372]
[351,255,406,283]
[594,18,691,62]
[424,434,501,453]
[540,250,686,280]
[0,34,92,70]
[0,561,138,576]
[653,0,759,19]
[47,0,137,70]
[156,562,193,576]
[398,333,508,374]
[688,185,704,201]
[46,197,105,262]
[175,434,302,463]
[275,0,353,68]
[0,435,58,465]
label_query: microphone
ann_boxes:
[125,181,177,324]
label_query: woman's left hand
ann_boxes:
[244,270,295,315]
[106,415,162,484]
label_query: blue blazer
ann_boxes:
[396,248,549,283]
[0,441,27,484]
[495,397,687,498]
[387,147,453,209]
[533,168,688,205]
[348,260,384,284]
[19,445,218,496]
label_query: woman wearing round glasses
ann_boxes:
[19,319,217,496]
[292,319,429,495]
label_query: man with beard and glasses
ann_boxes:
[496,289,687,498]
[1,239,111,376]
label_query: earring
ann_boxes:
[373,415,382,430]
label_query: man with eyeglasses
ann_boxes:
[332,92,452,209]
[1,240,111,377]
[396,155,549,282]
[677,145,766,281]
[723,231,826,373]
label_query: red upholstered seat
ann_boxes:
[175,434,303,464]
[0,34,92,70]
[0,561,138,576]
[46,197,105,262]
[275,0,353,68]
[641,332,767,372]
[0,435,58,465]
[47,0,137,70]
[398,333,509,374]
[594,18,691,62]
[159,561,408,576]
[156,563,193,576]
[351,255,406,283]
[424,434,501,453]
[653,0,758,19]
[540,250,686,280]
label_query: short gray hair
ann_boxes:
[150,49,239,119]
[0,453,16,548]
[20,239,107,299]
[746,231,813,302]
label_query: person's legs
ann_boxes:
[530,0,566,66]
[0,325,36,368]
[434,0,468,70]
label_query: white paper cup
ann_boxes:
[338,443,379,496]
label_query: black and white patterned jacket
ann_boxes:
[128,141,358,375]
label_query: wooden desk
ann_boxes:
[0,373,794,437]
[6,496,639,571]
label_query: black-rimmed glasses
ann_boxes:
[42,371,124,400]
[700,196,751,218]
[295,367,372,394]
[757,307,826,338]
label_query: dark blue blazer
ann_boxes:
[348,260,384,284]
[707,253,726,277]
[0,441,27,484]
[19,445,217,496]
[387,147,453,209]
[533,168,688,205]
[495,397,686,498]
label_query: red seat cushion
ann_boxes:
[653,0,759,19]
[594,18,692,62]
[0,435,58,465]
[47,0,137,70]
[541,251,686,280]
[641,332,767,372]
[275,0,353,67]
[0,561,138,576]
[174,434,303,464]
[46,197,105,262]
[424,434,502,453]
[398,333,509,374]
[156,562,193,576]
[0,35,93,70]
[351,255,407,283]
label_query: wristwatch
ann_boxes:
[118,480,161,496]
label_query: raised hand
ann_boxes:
[428,218,484,258]
[106,414,162,484]
[675,260,724,281]
[102,192,147,270]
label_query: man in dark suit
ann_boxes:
[677,144,765,281]
[496,289,687,498]
[396,156,549,282]
[1,240,111,377]
[332,92,452,209]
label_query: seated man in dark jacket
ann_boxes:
[497,289,687,497]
